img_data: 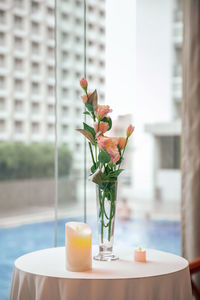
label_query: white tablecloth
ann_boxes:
[10,246,192,300]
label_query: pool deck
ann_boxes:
[0,198,180,227]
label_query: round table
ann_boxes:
[10,246,192,300]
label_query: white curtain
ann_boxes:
[181,0,200,267]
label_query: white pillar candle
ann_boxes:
[65,222,92,272]
[134,246,146,262]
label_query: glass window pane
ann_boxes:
[56,0,85,246]
[0,2,56,298]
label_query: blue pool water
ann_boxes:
[0,217,181,300]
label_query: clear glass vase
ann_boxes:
[93,181,119,261]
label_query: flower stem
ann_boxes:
[118,138,128,170]
[88,142,96,168]
[95,144,97,163]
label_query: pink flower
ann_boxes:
[95,105,112,120]
[107,145,120,164]
[94,122,109,135]
[126,124,134,138]
[97,136,120,164]
[117,137,127,149]
[81,93,92,104]
[80,78,88,89]
[97,136,110,150]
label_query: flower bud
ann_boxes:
[80,78,88,90]
[126,124,134,138]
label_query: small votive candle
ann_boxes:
[65,222,92,272]
[134,246,146,262]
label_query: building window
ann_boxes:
[99,43,105,51]
[75,17,81,25]
[75,108,81,115]
[88,5,94,12]
[99,77,105,84]
[99,26,105,34]
[0,10,5,24]
[100,93,105,100]
[32,122,39,134]
[62,50,69,61]
[159,136,181,169]
[14,99,23,112]
[47,27,54,40]
[75,143,81,151]
[99,10,105,17]
[0,97,5,110]
[31,1,40,13]
[14,37,23,50]
[47,46,54,58]
[48,104,54,115]
[15,79,23,91]
[75,71,81,79]
[0,32,5,45]
[32,82,40,94]
[62,12,69,20]
[62,69,68,79]
[14,15,23,29]
[88,40,94,47]
[0,76,5,88]
[47,85,54,96]
[47,7,54,16]
[32,42,40,55]
[47,65,54,77]
[0,119,5,132]
[15,121,23,133]
[75,0,81,7]
[62,88,68,97]
[88,57,94,64]
[14,58,23,70]
[0,54,5,67]
[62,124,68,134]
[99,60,105,67]
[62,105,69,115]
[62,32,69,42]
[32,21,40,35]
[32,62,40,74]
[32,102,40,113]
[75,54,81,61]
[88,23,94,30]
[47,123,54,133]
[75,36,81,43]
[75,89,80,97]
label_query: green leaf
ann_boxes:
[101,117,112,131]
[83,123,96,138]
[88,90,98,111]
[98,150,111,164]
[85,103,94,112]
[83,111,90,116]
[109,169,124,177]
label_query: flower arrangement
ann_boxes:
[78,77,134,185]
[77,78,134,259]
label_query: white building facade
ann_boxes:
[0,0,106,167]
[134,0,182,211]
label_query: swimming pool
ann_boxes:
[0,217,181,300]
